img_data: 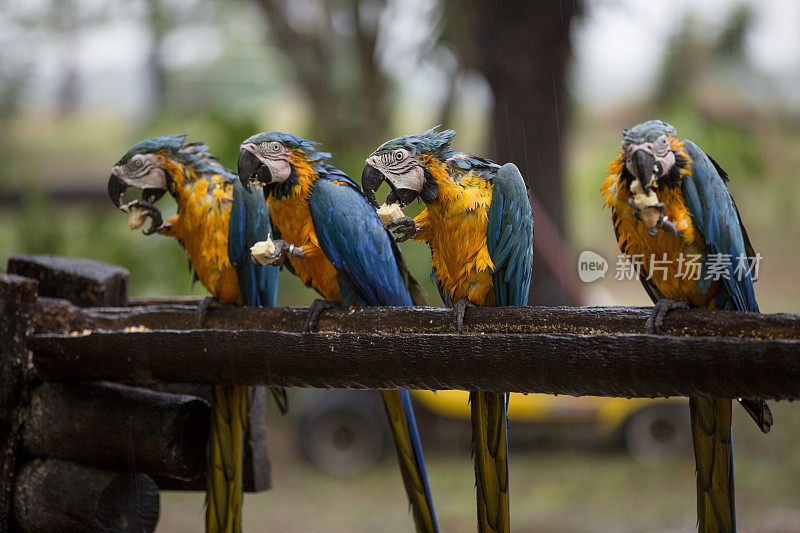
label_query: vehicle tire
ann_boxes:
[623,404,692,462]
[299,391,390,477]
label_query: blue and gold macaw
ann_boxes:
[237,132,437,533]
[362,127,534,533]
[108,135,283,533]
[602,120,772,532]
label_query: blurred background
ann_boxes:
[1,0,799,530]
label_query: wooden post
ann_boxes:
[0,274,38,531]
[22,382,210,480]
[13,459,159,533]
[7,255,129,307]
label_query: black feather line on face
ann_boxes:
[420,167,439,203]
[267,165,300,200]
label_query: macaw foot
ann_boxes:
[452,298,475,334]
[627,197,641,220]
[304,299,338,333]
[386,216,417,242]
[252,239,306,267]
[127,199,164,235]
[645,298,688,334]
[197,296,221,327]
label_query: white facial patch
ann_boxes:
[624,137,676,182]
[366,149,424,193]
[114,154,167,190]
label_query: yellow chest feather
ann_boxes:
[601,156,718,308]
[168,165,242,305]
[266,179,341,302]
[414,163,495,306]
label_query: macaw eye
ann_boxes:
[656,136,669,154]
[270,142,281,153]
[133,158,143,168]
[394,150,404,161]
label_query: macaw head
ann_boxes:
[238,131,331,197]
[108,135,225,233]
[361,126,456,207]
[621,120,687,192]
[107,135,185,209]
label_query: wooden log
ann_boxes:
[151,387,272,493]
[7,255,128,307]
[0,274,38,530]
[13,459,159,532]
[32,298,800,339]
[22,382,209,480]
[29,328,800,400]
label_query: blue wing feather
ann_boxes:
[681,142,757,312]
[309,165,437,531]
[228,179,279,307]
[309,167,412,307]
[486,163,534,307]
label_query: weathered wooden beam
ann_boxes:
[13,459,159,532]
[29,328,800,400]
[0,274,38,531]
[22,382,209,480]
[8,255,129,307]
[32,297,800,339]
[150,386,272,493]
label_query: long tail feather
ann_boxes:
[737,398,772,434]
[380,390,438,533]
[470,391,510,533]
[207,384,247,533]
[269,386,289,416]
[690,397,734,533]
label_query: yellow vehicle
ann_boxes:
[299,390,691,477]
[412,391,691,461]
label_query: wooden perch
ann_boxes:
[22,382,209,480]
[33,297,800,339]
[28,303,800,400]
[13,459,159,533]
[8,255,129,307]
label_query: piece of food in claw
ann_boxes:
[376,203,405,227]
[250,237,278,266]
[629,179,663,233]
[120,202,150,231]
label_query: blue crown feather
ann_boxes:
[373,126,456,158]
[242,131,332,165]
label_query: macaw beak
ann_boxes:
[108,174,127,208]
[237,148,273,193]
[385,188,419,207]
[361,163,384,207]
[631,149,659,191]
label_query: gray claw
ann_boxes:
[452,298,475,334]
[387,216,417,242]
[304,299,338,332]
[645,298,689,334]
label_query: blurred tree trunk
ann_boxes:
[145,0,168,114]
[54,0,80,117]
[444,0,581,305]
[250,0,390,156]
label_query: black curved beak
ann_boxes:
[237,149,259,193]
[632,150,658,191]
[143,188,166,204]
[108,174,127,208]
[361,164,385,207]
[386,188,419,207]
